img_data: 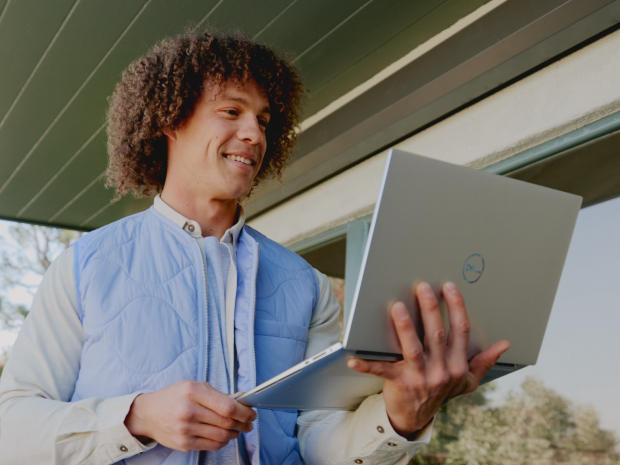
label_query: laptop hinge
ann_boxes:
[354,350,403,362]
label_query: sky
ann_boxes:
[1,196,620,435]
[489,195,620,436]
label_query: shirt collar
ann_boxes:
[153,194,245,248]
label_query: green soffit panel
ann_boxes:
[0,0,619,231]
[0,0,492,231]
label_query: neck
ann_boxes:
[160,186,238,240]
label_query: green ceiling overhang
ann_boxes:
[0,0,619,231]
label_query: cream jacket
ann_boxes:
[0,198,432,464]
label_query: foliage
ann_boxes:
[0,348,7,377]
[0,296,28,329]
[327,276,345,340]
[0,223,81,328]
[411,377,619,465]
[410,384,490,465]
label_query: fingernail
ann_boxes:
[418,282,434,298]
[444,281,457,294]
[393,302,410,320]
[348,359,360,369]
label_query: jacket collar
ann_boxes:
[153,194,245,249]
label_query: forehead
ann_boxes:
[203,78,269,110]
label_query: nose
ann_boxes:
[237,114,264,146]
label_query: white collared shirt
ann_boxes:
[153,195,242,390]
[0,196,432,465]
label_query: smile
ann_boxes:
[225,154,255,166]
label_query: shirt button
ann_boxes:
[120,445,128,452]
[387,442,397,447]
[377,425,384,433]
[354,460,363,464]
[187,224,195,233]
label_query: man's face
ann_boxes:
[165,79,270,200]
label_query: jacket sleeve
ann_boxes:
[297,270,433,465]
[0,248,154,465]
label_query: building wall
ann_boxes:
[249,28,620,246]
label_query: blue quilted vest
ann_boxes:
[71,206,318,465]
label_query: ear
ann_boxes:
[162,127,177,142]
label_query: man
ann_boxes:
[0,30,509,464]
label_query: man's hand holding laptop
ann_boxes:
[347,281,511,437]
[236,149,579,436]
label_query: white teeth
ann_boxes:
[227,154,252,165]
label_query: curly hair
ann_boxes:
[105,30,304,198]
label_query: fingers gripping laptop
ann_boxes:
[238,149,582,411]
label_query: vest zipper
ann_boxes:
[252,242,260,465]
[195,237,209,465]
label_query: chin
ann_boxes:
[230,185,253,200]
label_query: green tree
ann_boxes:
[563,406,620,465]
[0,223,81,328]
[0,224,81,376]
[411,377,619,465]
[411,385,490,465]
[0,347,7,377]
[0,224,82,328]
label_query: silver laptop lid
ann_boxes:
[343,149,581,365]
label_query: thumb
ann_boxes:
[465,340,510,392]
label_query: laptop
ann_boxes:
[237,149,582,411]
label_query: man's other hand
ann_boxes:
[347,281,510,437]
[124,380,257,451]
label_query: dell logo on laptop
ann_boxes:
[463,254,485,283]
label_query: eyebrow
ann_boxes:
[227,97,270,114]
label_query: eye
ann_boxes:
[258,117,269,129]
[225,109,239,116]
